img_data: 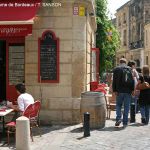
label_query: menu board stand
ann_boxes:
[38,30,59,83]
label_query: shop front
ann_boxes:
[0,0,97,124]
[0,0,41,102]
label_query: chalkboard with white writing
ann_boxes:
[39,31,59,82]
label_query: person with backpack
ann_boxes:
[112,58,134,127]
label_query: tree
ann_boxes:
[96,0,120,77]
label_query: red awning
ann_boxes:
[0,0,41,36]
[0,0,41,21]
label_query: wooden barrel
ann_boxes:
[81,91,106,129]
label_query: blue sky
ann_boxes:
[107,0,130,18]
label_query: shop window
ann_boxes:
[91,48,99,83]
[38,30,59,83]
[9,44,25,85]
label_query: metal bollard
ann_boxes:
[130,103,136,123]
[83,112,90,137]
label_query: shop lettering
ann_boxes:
[42,3,61,7]
[0,3,7,7]
[14,3,35,7]
[0,2,61,8]
[0,28,27,34]
[0,3,40,7]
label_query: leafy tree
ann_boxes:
[96,0,120,77]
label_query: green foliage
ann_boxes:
[96,0,120,76]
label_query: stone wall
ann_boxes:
[25,0,96,124]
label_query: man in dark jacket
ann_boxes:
[112,58,134,127]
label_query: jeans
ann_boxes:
[140,105,150,124]
[116,93,132,125]
[131,96,138,113]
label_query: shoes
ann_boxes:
[123,124,127,128]
[141,118,146,124]
[115,120,121,127]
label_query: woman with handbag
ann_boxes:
[136,66,150,124]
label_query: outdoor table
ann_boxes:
[0,107,14,133]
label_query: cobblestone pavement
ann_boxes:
[0,112,150,150]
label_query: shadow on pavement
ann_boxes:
[32,125,71,136]
[0,133,15,150]
[128,122,144,127]
[97,126,126,132]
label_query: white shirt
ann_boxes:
[17,93,34,112]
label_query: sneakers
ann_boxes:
[115,120,121,127]
[141,118,146,124]
[141,118,149,125]
[123,124,127,128]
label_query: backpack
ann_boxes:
[121,67,134,87]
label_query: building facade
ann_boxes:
[116,0,150,68]
[144,23,150,66]
[115,1,130,64]
[0,0,97,124]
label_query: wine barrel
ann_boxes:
[81,91,106,129]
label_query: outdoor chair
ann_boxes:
[6,100,41,144]
[105,93,116,119]
[23,100,41,142]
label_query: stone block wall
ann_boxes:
[25,0,96,124]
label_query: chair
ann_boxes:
[23,100,41,142]
[6,121,16,145]
[6,100,41,144]
[105,93,116,119]
[6,104,33,144]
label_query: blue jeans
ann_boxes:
[131,96,138,113]
[140,105,150,124]
[116,93,132,125]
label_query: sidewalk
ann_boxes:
[0,112,150,150]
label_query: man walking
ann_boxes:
[112,58,134,127]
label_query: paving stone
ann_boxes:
[0,113,150,150]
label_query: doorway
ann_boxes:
[0,40,6,100]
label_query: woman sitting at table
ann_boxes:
[9,83,34,120]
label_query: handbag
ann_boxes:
[136,82,150,90]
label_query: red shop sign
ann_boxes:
[0,0,41,21]
[0,24,32,37]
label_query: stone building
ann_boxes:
[0,0,97,124]
[115,1,130,64]
[115,0,150,67]
[144,23,150,66]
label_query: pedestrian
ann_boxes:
[9,83,34,120]
[112,58,134,127]
[135,67,142,113]
[136,66,150,125]
[127,60,139,114]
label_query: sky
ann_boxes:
[107,0,130,18]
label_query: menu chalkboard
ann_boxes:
[9,46,24,85]
[39,31,59,82]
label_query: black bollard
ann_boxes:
[130,103,136,123]
[83,112,90,137]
